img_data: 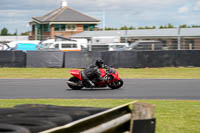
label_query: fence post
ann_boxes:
[151,44,155,51]
[178,27,181,50]
[189,43,193,50]
[130,102,156,133]
[89,44,92,51]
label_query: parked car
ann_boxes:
[7,40,41,49]
[5,41,41,51]
[129,40,166,50]
[108,43,129,51]
[39,41,82,51]
[0,43,4,50]
[15,43,41,51]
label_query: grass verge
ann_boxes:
[0,99,200,133]
[0,67,200,79]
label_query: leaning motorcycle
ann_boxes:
[66,66,123,90]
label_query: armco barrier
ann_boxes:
[175,50,200,67]
[26,51,64,68]
[64,51,102,68]
[102,51,138,68]
[41,101,155,133]
[0,51,26,67]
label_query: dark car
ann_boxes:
[129,40,166,50]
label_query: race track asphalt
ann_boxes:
[0,79,199,99]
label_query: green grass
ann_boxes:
[0,67,200,79]
[0,99,200,133]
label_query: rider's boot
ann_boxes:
[88,80,95,88]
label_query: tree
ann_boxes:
[138,27,145,29]
[191,25,200,28]
[120,26,128,30]
[105,27,118,30]
[1,27,8,35]
[152,26,156,29]
[159,24,175,29]
[129,26,136,30]
[167,23,175,28]
[21,32,29,36]
[179,24,189,28]
[159,25,164,29]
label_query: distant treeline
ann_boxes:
[98,23,200,30]
[0,27,28,36]
[1,24,200,36]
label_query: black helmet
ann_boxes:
[95,59,104,68]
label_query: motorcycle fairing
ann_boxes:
[110,71,120,80]
[99,68,106,78]
[69,70,82,80]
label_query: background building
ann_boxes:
[30,0,100,40]
[70,28,200,50]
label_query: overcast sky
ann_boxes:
[0,0,200,34]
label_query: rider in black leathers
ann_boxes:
[82,59,106,87]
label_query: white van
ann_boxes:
[71,38,88,49]
[40,41,81,51]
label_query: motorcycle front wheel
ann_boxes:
[108,79,123,89]
[67,77,83,90]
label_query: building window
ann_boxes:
[55,24,66,31]
[44,24,50,32]
[84,24,95,31]
[66,25,76,31]
[55,44,59,48]
[62,43,77,48]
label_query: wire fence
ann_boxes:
[88,40,200,51]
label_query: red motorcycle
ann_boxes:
[67,66,123,90]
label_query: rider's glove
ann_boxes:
[102,76,107,82]
[104,65,109,69]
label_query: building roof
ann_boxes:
[70,28,200,38]
[32,7,100,24]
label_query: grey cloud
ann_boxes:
[69,0,188,11]
[0,0,197,33]
[0,0,60,10]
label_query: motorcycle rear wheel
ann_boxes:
[108,79,123,89]
[67,77,83,90]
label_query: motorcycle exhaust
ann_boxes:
[66,81,79,86]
